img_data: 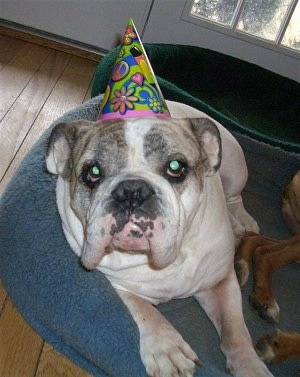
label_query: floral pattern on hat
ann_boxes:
[98,18,170,120]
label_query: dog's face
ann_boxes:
[46,117,221,270]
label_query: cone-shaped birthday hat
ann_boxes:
[98,18,170,120]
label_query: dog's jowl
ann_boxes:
[46,101,272,376]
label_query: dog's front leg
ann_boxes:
[117,290,200,377]
[195,269,273,377]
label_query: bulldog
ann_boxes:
[46,101,272,377]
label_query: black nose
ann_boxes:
[111,179,155,209]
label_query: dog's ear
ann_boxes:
[46,120,90,178]
[188,118,222,177]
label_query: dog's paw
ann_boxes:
[117,291,201,376]
[140,325,201,377]
[226,352,274,377]
[255,329,299,364]
[234,258,250,286]
[250,291,280,323]
[255,332,277,363]
[228,362,273,377]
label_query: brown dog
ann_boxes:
[235,170,300,363]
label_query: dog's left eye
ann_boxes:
[88,165,102,180]
[81,164,102,188]
[166,160,187,180]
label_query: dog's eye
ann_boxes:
[81,163,102,188]
[166,160,187,180]
[88,165,102,181]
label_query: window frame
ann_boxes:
[181,0,300,60]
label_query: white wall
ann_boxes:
[0,0,153,52]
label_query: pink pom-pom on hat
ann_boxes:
[97,18,170,120]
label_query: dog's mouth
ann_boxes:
[81,210,177,270]
[110,220,151,253]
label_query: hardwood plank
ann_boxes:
[0,56,97,195]
[0,34,100,375]
[35,343,91,377]
[0,34,26,70]
[0,49,71,181]
[0,298,43,377]
[83,74,95,103]
[0,42,50,120]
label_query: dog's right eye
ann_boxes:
[81,163,103,189]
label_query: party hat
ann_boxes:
[98,18,170,120]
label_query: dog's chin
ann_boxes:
[81,219,177,270]
[107,225,175,270]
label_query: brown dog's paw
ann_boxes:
[234,258,250,287]
[255,329,300,364]
[249,291,280,323]
[255,332,277,363]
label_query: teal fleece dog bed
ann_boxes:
[1,45,300,377]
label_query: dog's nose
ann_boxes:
[111,179,155,208]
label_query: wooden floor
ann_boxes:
[0,30,101,376]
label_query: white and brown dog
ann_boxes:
[46,101,272,377]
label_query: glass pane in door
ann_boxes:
[191,0,240,26]
[236,0,292,41]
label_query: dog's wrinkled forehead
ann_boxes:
[76,117,199,172]
[125,118,200,168]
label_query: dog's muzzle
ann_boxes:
[81,177,177,270]
[108,179,159,252]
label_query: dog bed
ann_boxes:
[92,44,300,153]
[1,44,300,377]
